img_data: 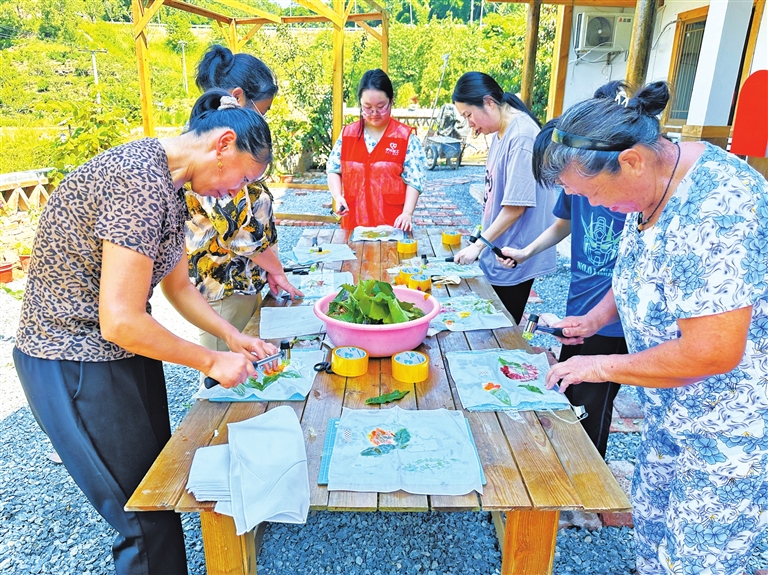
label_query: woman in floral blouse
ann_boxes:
[186,45,302,352]
[542,81,768,575]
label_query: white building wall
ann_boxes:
[561,6,635,110]
[646,0,709,82]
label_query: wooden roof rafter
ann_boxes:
[132,0,390,138]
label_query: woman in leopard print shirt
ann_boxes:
[13,89,277,575]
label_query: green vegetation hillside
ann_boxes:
[0,3,555,176]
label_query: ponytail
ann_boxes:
[453,72,540,126]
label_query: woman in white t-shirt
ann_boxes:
[451,72,556,324]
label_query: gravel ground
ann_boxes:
[2,166,767,574]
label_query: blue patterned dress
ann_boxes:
[612,143,768,574]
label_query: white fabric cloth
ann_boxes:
[260,306,325,340]
[350,225,405,242]
[185,406,310,535]
[446,349,570,412]
[387,258,484,279]
[192,350,325,402]
[291,271,353,300]
[227,406,310,535]
[427,294,513,336]
[187,444,231,502]
[327,406,483,496]
[292,243,357,265]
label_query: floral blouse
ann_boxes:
[185,182,277,302]
[612,143,768,475]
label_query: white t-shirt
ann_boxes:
[479,112,557,285]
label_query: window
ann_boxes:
[664,6,708,126]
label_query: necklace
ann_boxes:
[637,143,681,232]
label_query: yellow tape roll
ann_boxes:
[392,351,429,383]
[407,273,432,292]
[397,238,418,254]
[331,346,369,377]
[441,230,462,246]
[398,266,422,285]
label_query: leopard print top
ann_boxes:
[16,138,187,361]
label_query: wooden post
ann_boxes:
[199,511,257,575]
[501,510,559,575]
[381,13,389,72]
[521,0,541,109]
[546,4,572,121]
[625,0,656,90]
[332,0,345,143]
[132,0,155,137]
[228,19,238,53]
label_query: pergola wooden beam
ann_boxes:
[236,12,383,25]
[132,0,391,138]
[208,0,281,23]
[490,0,636,5]
[162,0,231,24]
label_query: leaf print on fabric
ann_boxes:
[402,457,459,472]
[361,427,410,456]
[498,357,539,382]
[483,382,512,406]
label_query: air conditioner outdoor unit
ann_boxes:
[574,12,634,54]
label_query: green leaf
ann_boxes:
[518,384,544,394]
[364,390,410,405]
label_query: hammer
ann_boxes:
[203,340,292,389]
[522,313,564,340]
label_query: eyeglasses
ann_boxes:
[361,101,392,117]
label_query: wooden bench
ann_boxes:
[126,227,630,574]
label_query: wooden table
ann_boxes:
[126,227,631,575]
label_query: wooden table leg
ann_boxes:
[499,510,560,575]
[200,511,259,575]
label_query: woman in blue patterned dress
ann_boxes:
[541,81,768,575]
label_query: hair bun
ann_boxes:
[627,82,670,117]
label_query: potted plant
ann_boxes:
[14,242,32,272]
[0,261,12,284]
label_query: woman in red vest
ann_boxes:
[327,69,426,232]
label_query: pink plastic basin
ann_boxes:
[313,286,441,357]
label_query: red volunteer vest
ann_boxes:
[340,118,413,230]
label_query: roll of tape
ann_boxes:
[441,230,462,246]
[407,274,432,292]
[397,238,418,254]
[392,351,429,383]
[398,266,422,285]
[331,346,369,377]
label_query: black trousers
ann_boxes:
[13,348,188,575]
[559,334,628,459]
[492,278,536,325]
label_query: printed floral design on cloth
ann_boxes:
[427,294,513,335]
[236,364,301,395]
[446,349,570,412]
[386,258,485,280]
[327,406,484,496]
[192,350,325,402]
[361,427,411,457]
[350,225,405,242]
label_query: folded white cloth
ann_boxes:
[187,444,231,502]
[185,406,310,535]
[227,406,310,535]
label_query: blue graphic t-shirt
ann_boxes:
[553,190,625,337]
